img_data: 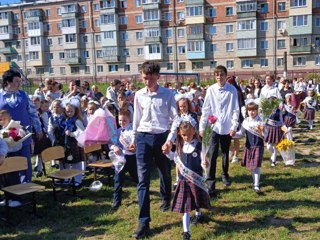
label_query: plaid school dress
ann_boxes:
[264,108,283,144]
[241,131,264,171]
[172,142,211,213]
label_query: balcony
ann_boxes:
[142,2,160,10]
[0,12,13,26]
[65,57,81,64]
[185,16,206,25]
[103,55,120,62]
[0,33,13,40]
[0,47,15,55]
[290,45,312,54]
[186,0,205,5]
[100,8,118,15]
[25,10,44,22]
[237,12,256,19]
[62,12,79,19]
[144,20,161,27]
[186,51,205,59]
[237,49,257,57]
[145,36,161,43]
[187,33,204,40]
[28,28,43,37]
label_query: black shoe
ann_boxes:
[191,215,204,225]
[182,232,191,240]
[111,201,121,211]
[160,201,170,212]
[132,223,150,239]
[222,175,231,187]
[35,171,43,178]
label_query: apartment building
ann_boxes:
[0,0,320,81]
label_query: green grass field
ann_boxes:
[0,119,319,239]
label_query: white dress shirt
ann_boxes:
[199,82,239,135]
[133,85,177,142]
[260,85,282,100]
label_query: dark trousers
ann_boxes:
[210,132,232,189]
[113,154,138,205]
[136,131,172,224]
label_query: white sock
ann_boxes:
[176,176,179,182]
[267,144,276,162]
[35,155,43,171]
[51,160,56,166]
[182,213,190,232]
[308,120,313,129]
[287,127,293,141]
[251,168,260,187]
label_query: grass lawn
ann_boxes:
[0,121,319,240]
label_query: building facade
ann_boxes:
[0,0,320,81]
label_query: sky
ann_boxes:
[0,0,21,5]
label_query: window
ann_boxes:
[167,63,173,70]
[65,34,76,43]
[316,17,320,27]
[192,62,203,70]
[164,0,170,4]
[95,19,100,27]
[226,60,234,69]
[62,19,75,28]
[148,44,161,54]
[226,24,233,33]
[189,25,203,34]
[226,7,233,16]
[100,14,115,24]
[293,37,308,46]
[47,53,53,60]
[316,0,320,7]
[315,55,320,65]
[177,0,184,2]
[237,2,257,12]
[71,67,80,74]
[237,39,256,49]
[210,44,217,52]
[57,22,62,30]
[48,67,54,74]
[179,62,186,70]
[208,8,216,17]
[104,31,114,39]
[145,28,160,37]
[121,32,128,41]
[47,23,51,32]
[30,37,41,45]
[178,45,185,54]
[60,67,66,75]
[96,50,103,58]
[226,43,234,51]
[187,41,204,52]
[14,13,19,20]
[293,56,306,66]
[165,29,172,38]
[316,37,320,47]
[144,9,159,20]
[97,65,104,73]
[177,11,184,20]
[135,0,141,7]
[81,21,87,28]
[260,58,269,67]
[123,48,130,56]
[210,61,217,69]
[136,32,143,40]
[59,52,65,59]
[81,5,86,13]
[109,65,118,72]
[277,20,286,30]
[96,35,101,42]
[290,0,306,7]
[241,59,253,68]
[94,3,100,11]
[136,15,143,24]
[85,66,90,73]
[17,54,22,61]
[46,9,51,16]
[58,37,63,45]
[36,68,44,75]
[278,39,286,49]
[186,6,203,17]
[293,15,308,26]
[137,48,144,55]
[164,12,172,21]
[207,26,216,35]
[120,0,127,8]
[57,8,61,15]
[166,46,173,54]
[16,41,21,49]
[277,57,284,66]
[260,21,268,31]
[237,20,256,30]
[119,16,128,25]
[278,2,286,11]
[82,36,88,43]
[178,28,185,37]
[83,50,89,58]
[260,40,269,50]
[260,3,268,13]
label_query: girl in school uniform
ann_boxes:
[282,93,297,141]
[302,89,317,130]
[171,116,210,240]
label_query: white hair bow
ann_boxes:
[175,92,193,102]
[88,100,100,106]
[177,114,197,128]
[61,96,81,108]
[245,98,260,106]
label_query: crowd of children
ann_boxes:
[0,72,319,239]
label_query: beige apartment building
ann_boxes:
[0,0,320,82]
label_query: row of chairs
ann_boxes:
[0,144,113,224]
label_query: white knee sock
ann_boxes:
[35,155,43,171]
[251,168,261,187]
[287,127,293,141]
[267,144,277,162]
[182,213,190,232]
[308,120,313,129]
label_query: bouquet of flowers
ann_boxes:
[276,138,295,166]
[201,115,217,181]
[259,96,281,122]
[0,120,32,152]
